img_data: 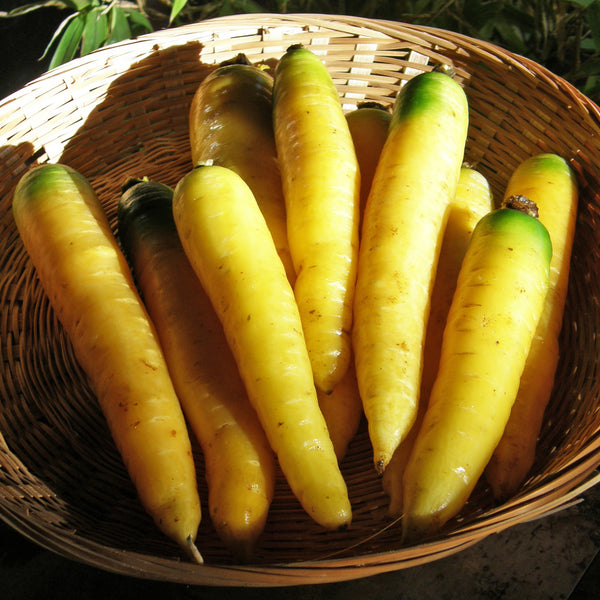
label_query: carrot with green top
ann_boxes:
[383,165,493,516]
[353,70,469,474]
[12,163,202,562]
[117,178,276,561]
[402,196,552,542]
[172,164,352,531]
[485,153,578,501]
[273,44,360,394]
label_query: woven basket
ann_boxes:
[2,12,600,587]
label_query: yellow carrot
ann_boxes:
[402,197,552,542]
[485,153,578,500]
[317,358,363,463]
[353,70,469,474]
[383,166,493,516]
[273,44,360,393]
[117,179,276,561]
[345,102,391,219]
[172,164,352,530]
[12,164,202,561]
[188,59,295,284]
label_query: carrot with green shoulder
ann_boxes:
[353,70,469,474]
[485,153,578,501]
[12,163,203,562]
[402,195,552,542]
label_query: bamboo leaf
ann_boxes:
[124,7,153,34]
[585,0,600,51]
[48,11,85,69]
[81,6,108,56]
[106,5,131,45]
[169,0,189,24]
[1,1,70,18]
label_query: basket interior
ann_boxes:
[1,13,600,585]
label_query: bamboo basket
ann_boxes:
[1,12,600,587]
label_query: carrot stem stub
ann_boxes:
[401,200,552,543]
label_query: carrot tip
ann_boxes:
[186,535,204,565]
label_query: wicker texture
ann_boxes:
[1,13,600,586]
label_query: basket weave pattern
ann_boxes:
[1,13,600,586]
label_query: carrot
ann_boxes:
[345,102,391,220]
[352,70,469,474]
[383,166,493,516]
[117,178,276,561]
[188,59,295,283]
[273,44,360,393]
[401,196,552,542]
[172,164,352,530]
[485,153,578,500]
[317,357,363,463]
[12,164,202,562]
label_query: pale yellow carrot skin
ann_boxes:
[353,71,469,474]
[117,180,276,561]
[402,204,551,542]
[317,358,363,463]
[383,166,492,516]
[12,164,202,560]
[485,154,578,500]
[273,44,360,394]
[345,103,391,219]
[172,164,352,530]
[189,61,294,284]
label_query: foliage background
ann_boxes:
[2,1,600,103]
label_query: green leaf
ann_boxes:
[124,7,153,34]
[66,0,92,10]
[493,20,528,55]
[106,5,131,46]
[81,6,108,56]
[566,0,596,8]
[585,0,600,51]
[48,12,85,69]
[1,1,70,18]
[169,0,189,24]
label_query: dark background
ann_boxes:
[2,3,600,597]
[1,2,65,99]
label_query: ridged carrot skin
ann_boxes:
[172,164,352,530]
[117,179,276,561]
[402,201,552,542]
[273,44,361,394]
[12,164,202,561]
[353,71,469,474]
[345,102,391,219]
[485,154,578,501]
[188,61,295,284]
[383,166,493,517]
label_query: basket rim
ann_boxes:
[2,11,600,587]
